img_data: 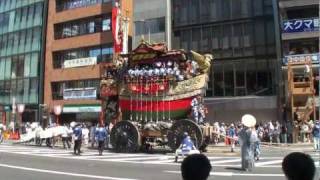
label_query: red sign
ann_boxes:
[112,3,123,53]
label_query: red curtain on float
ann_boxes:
[112,3,122,53]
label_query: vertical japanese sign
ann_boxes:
[112,1,123,53]
[283,18,319,33]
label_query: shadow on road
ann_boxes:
[225,167,244,171]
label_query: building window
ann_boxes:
[56,0,111,12]
[54,15,111,39]
[135,17,165,36]
[102,18,111,31]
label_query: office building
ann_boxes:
[171,0,281,122]
[44,0,132,125]
[0,0,48,126]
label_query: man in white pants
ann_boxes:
[175,132,200,162]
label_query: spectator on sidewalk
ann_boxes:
[312,120,320,151]
[181,154,212,180]
[280,124,288,144]
[228,124,236,152]
[282,152,315,180]
[82,124,89,147]
[90,124,97,148]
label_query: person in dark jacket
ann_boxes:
[312,120,320,151]
[95,124,107,155]
[73,124,82,155]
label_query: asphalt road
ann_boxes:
[0,144,318,180]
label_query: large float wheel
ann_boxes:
[110,121,141,153]
[167,119,203,151]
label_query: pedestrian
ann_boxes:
[273,121,281,144]
[82,124,89,147]
[73,124,82,155]
[95,124,107,155]
[238,114,258,171]
[312,120,320,151]
[282,152,315,180]
[281,124,288,144]
[174,132,200,162]
[252,127,261,161]
[228,124,236,152]
[181,154,212,180]
[191,96,199,123]
[90,124,97,148]
[61,124,71,149]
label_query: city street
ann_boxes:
[0,143,318,180]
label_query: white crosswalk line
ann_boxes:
[255,160,282,167]
[211,158,241,164]
[3,144,320,168]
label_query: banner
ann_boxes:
[63,88,97,100]
[112,2,122,53]
[63,57,97,68]
[283,18,319,33]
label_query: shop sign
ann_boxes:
[63,105,101,113]
[283,18,319,33]
[63,88,97,100]
[283,53,319,65]
[63,57,97,68]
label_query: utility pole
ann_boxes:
[166,0,172,50]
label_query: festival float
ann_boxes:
[99,1,213,152]
[100,41,213,152]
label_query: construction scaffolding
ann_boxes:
[287,60,316,142]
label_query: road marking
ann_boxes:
[255,160,282,166]
[0,163,139,180]
[211,158,241,164]
[164,170,284,177]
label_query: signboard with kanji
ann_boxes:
[283,18,319,33]
[283,53,320,65]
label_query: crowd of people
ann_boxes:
[179,114,316,180]
[208,119,320,146]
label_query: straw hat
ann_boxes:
[70,121,77,128]
[241,114,256,127]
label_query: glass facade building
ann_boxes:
[172,0,278,97]
[0,0,47,124]
[172,0,280,122]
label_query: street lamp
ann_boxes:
[53,105,62,126]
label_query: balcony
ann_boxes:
[282,18,319,40]
[283,53,320,65]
